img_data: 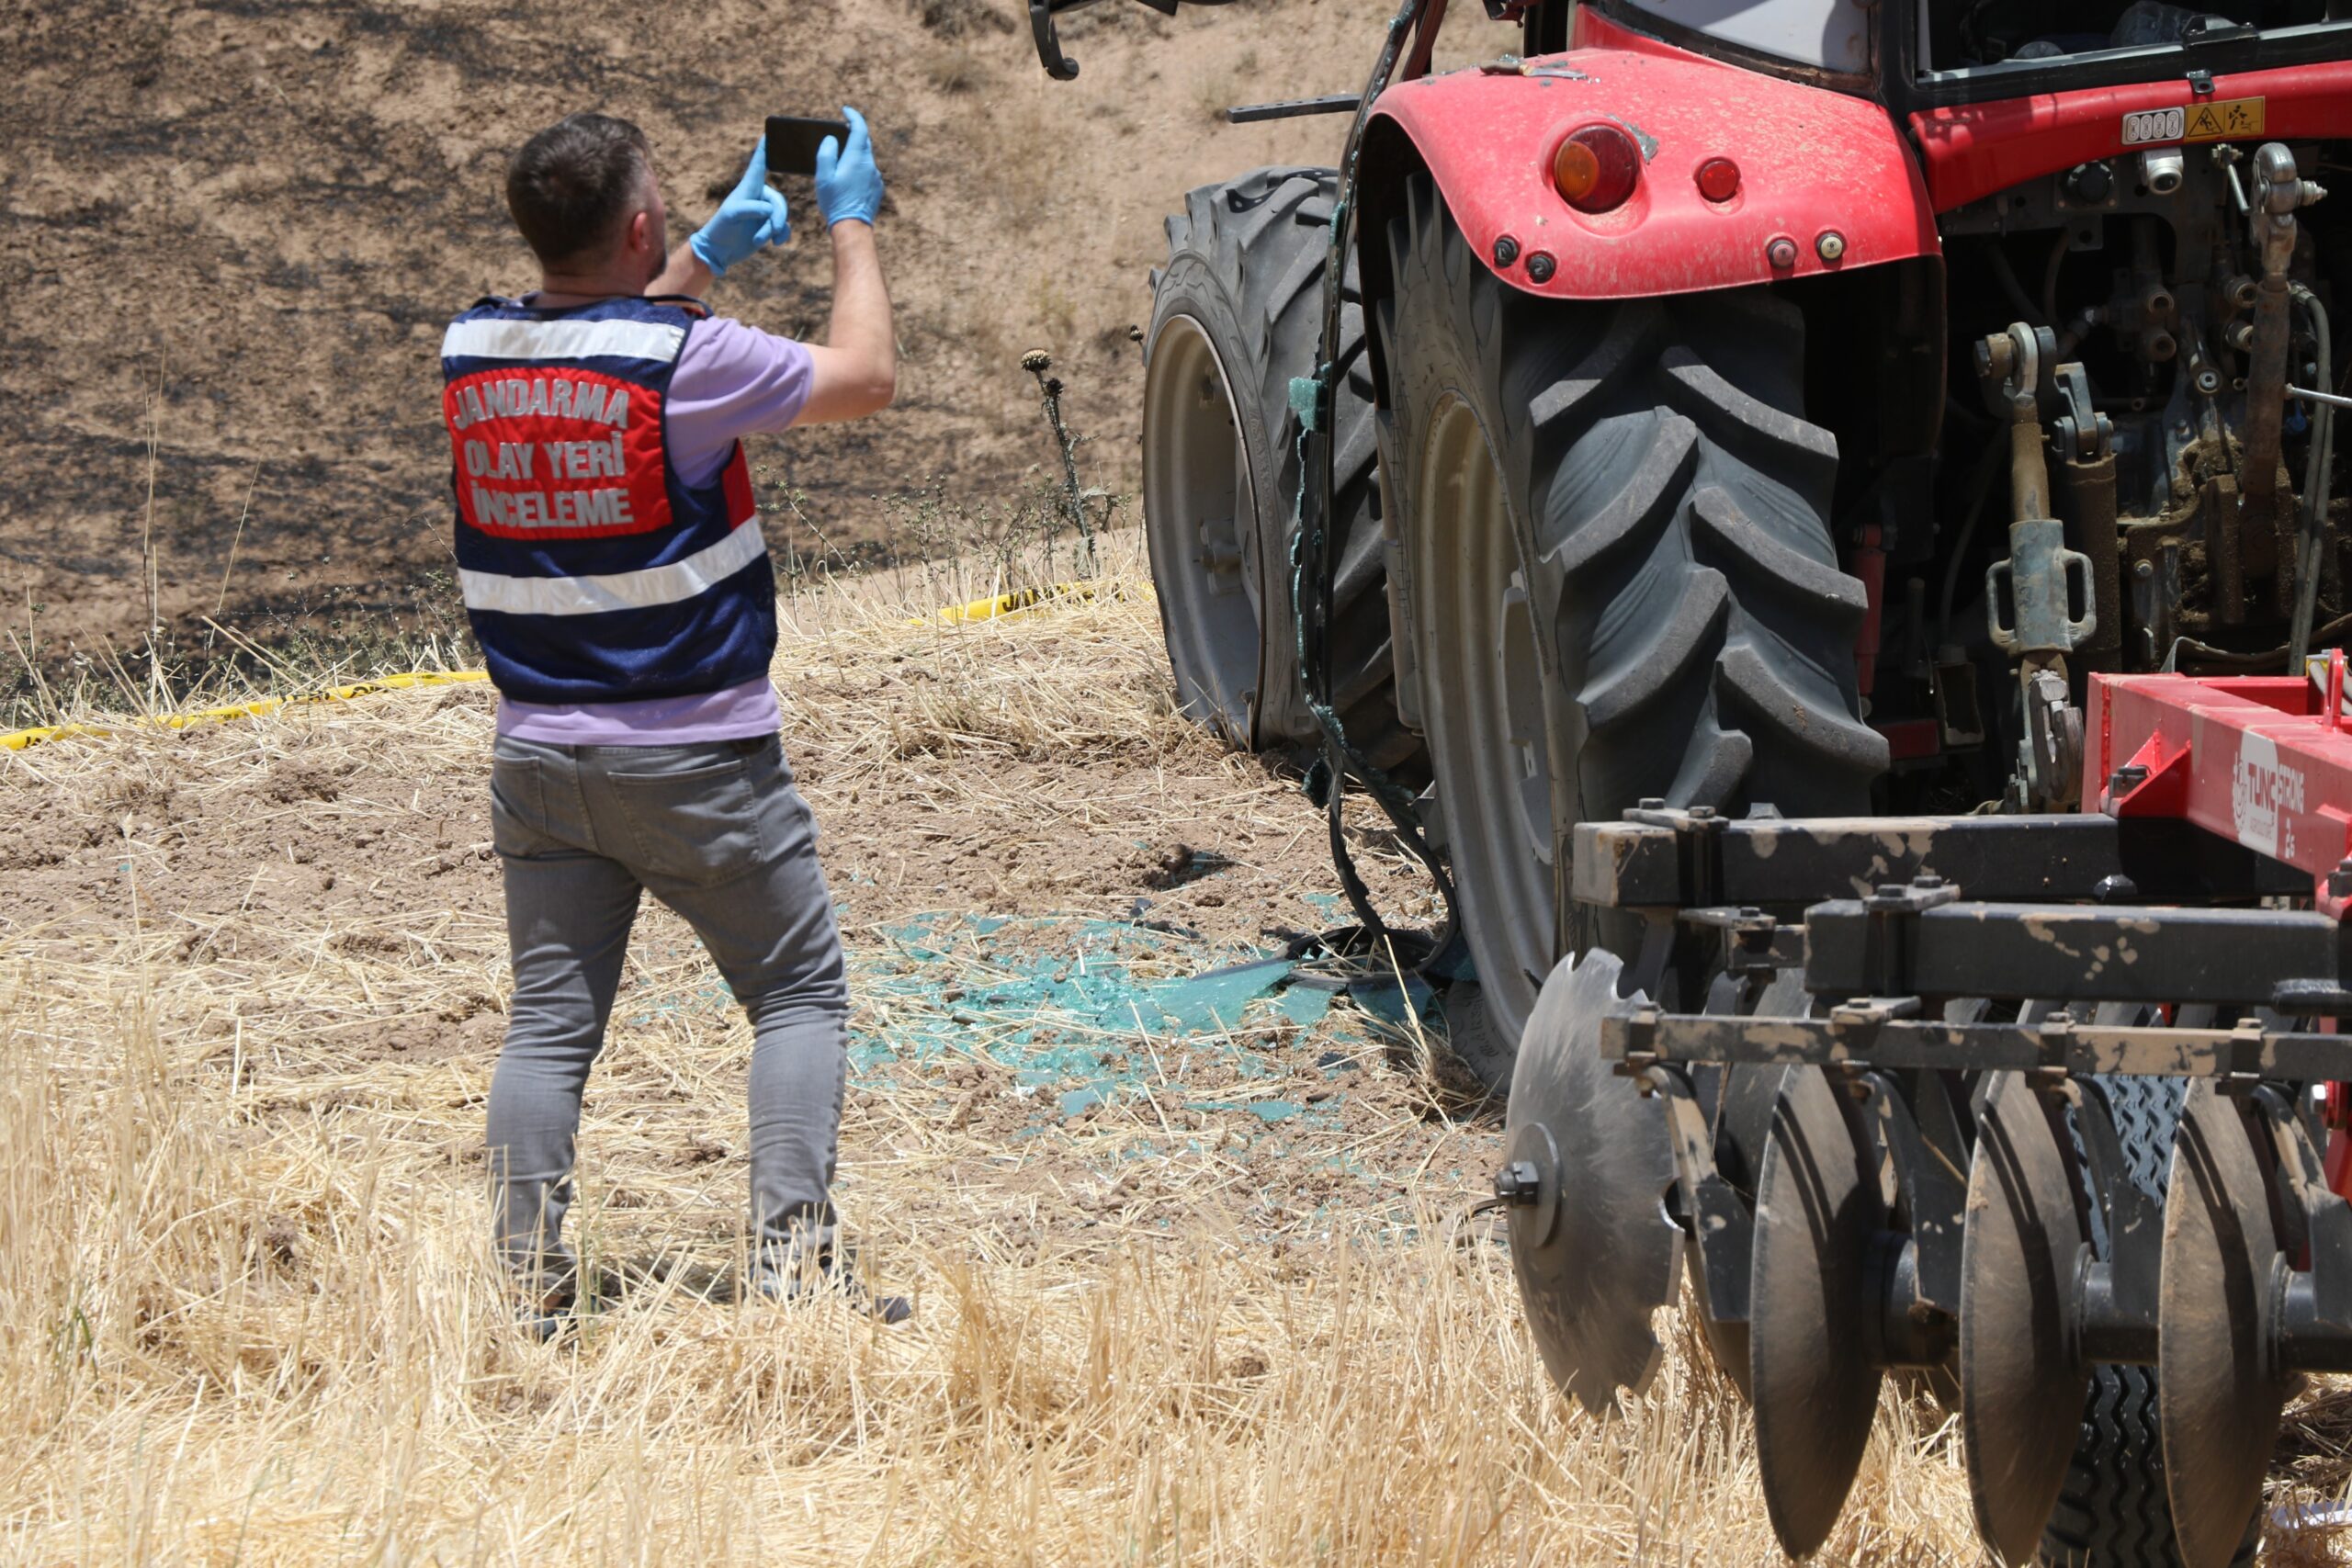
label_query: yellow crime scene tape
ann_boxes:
[3,579,1132,755]
[922,580,1125,626]
[2,671,492,753]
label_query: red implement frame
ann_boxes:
[2086,663,2352,1190]
[2086,661,2352,913]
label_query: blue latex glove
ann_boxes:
[691,138,789,278]
[815,107,884,229]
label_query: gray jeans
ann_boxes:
[484,731,848,1294]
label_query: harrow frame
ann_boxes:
[1506,661,2352,1563]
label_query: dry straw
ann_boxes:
[4,528,2334,1563]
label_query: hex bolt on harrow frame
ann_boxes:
[1498,660,2352,1564]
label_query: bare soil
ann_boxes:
[0,0,1466,675]
[0,548,1445,1090]
[0,669,1436,1069]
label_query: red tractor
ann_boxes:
[1036,0,2352,1559]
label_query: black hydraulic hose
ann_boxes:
[2040,231,2070,329]
[1937,436,2010,654]
[2173,609,2352,669]
[2290,283,2336,671]
[1293,0,1460,964]
[1986,243,2046,329]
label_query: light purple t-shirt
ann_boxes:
[496,313,815,745]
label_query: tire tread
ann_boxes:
[2039,1075,2255,1567]
[1150,166,1420,774]
[1376,173,1880,1035]
[1383,175,1883,837]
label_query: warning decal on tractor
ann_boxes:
[2120,96,2264,147]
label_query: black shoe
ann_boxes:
[751,1249,912,1325]
[511,1267,617,1341]
[514,1283,577,1341]
[522,1308,572,1343]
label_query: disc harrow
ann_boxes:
[1498,664,2352,1563]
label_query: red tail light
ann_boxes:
[1553,124,1641,214]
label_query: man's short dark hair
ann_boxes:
[505,113,654,268]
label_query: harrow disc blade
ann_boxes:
[2158,1080,2283,1568]
[1750,1064,1883,1558]
[1505,949,1682,1413]
[1959,1072,2086,1565]
[1684,968,1805,1405]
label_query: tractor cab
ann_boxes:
[1566,0,2352,112]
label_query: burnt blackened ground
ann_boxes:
[0,0,1405,696]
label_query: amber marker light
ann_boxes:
[1695,157,1741,203]
[1553,123,1641,214]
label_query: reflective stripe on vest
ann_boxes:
[458,516,769,617]
[441,316,686,364]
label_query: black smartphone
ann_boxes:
[763,115,851,177]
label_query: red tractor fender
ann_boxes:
[1358,30,1939,301]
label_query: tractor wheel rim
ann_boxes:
[1418,393,1555,1041]
[1142,314,1262,747]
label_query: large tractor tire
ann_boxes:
[1375,174,1885,1046]
[1142,167,1420,776]
[2041,1067,2257,1568]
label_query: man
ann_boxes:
[440,108,900,1332]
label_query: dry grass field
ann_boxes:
[0,528,1992,1566]
[8,531,2352,1565]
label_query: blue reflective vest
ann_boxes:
[440,295,774,705]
